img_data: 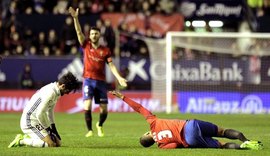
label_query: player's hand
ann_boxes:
[55,137,61,147]
[68,7,79,18]
[51,124,61,140]
[109,90,124,99]
[118,78,127,87]
[43,134,57,147]
[45,127,52,133]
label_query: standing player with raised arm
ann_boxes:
[68,7,127,137]
[109,90,263,150]
[8,72,80,148]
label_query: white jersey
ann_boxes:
[20,82,61,135]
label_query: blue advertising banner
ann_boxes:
[0,56,80,84]
[172,59,248,83]
[178,91,270,114]
[0,56,255,88]
[179,0,244,20]
[120,57,251,84]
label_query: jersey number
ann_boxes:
[35,124,44,131]
[153,130,173,141]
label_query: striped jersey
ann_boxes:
[20,82,60,130]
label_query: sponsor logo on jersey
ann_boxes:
[100,50,104,57]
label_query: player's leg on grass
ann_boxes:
[84,99,93,137]
[9,130,56,148]
[96,104,107,137]
[19,129,56,147]
[240,140,263,150]
[217,127,263,150]
[184,120,220,148]
[219,141,241,149]
[95,80,108,137]
[217,127,245,149]
[84,79,94,137]
[8,134,23,148]
[217,128,248,142]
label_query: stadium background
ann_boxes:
[1,0,270,114]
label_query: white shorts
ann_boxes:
[20,116,49,140]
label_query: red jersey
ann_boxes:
[123,97,188,149]
[81,40,112,81]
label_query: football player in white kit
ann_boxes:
[8,72,80,148]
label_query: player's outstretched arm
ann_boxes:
[68,7,85,45]
[109,91,153,118]
[108,62,127,87]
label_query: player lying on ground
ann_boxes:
[8,72,80,148]
[109,90,263,150]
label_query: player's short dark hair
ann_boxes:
[139,135,155,147]
[90,26,100,32]
[58,72,80,92]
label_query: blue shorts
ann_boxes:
[83,78,108,104]
[184,119,220,148]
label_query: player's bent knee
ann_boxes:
[100,104,108,113]
[217,127,225,136]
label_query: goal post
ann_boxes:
[165,32,270,114]
[166,32,173,114]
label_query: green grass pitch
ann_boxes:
[1,112,269,156]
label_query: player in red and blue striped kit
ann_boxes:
[69,7,127,137]
[110,90,263,150]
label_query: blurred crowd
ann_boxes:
[1,0,269,90]
[1,0,176,17]
[0,0,270,58]
[0,0,178,57]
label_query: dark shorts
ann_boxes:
[83,78,108,104]
[184,119,220,148]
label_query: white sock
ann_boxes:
[20,138,48,147]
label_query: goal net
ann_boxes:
[117,31,270,113]
[164,32,270,113]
